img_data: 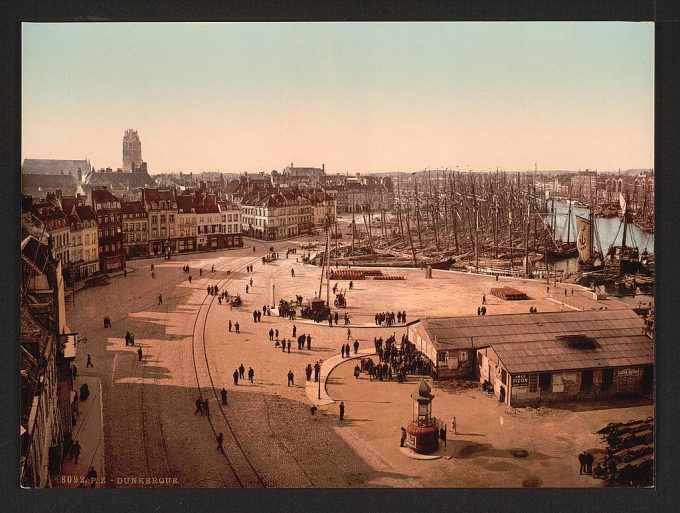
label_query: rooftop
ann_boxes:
[419,309,651,374]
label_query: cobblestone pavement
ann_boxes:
[65,231,644,488]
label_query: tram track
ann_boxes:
[190,256,267,487]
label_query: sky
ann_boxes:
[22,22,654,174]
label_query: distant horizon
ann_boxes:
[23,22,653,172]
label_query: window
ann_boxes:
[528,373,538,392]
[539,373,551,391]
[438,351,446,362]
[169,214,174,223]
[501,369,507,385]
[602,369,614,390]
[581,370,594,390]
[151,216,157,224]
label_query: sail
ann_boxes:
[619,192,627,213]
[575,215,591,262]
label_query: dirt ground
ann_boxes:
[65,231,650,488]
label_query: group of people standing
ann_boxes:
[374,311,407,326]
[339,341,356,358]
[232,363,255,385]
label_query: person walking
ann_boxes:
[158,293,163,305]
[306,334,311,350]
[239,363,245,379]
[220,387,228,405]
[314,361,320,382]
[86,353,93,368]
[194,397,203,415]
[71,440,81,463]
[400,427,407,447]
[354,365,360,379]
[353,339,359,355]
[269,328,274,341]
[340,345,345,358]
[339,401,345,421]
[86,466,98,488]
[188,275,192,284]
[202,398,210,416]
[287,370,294,386]
[248,367,254,383]
[347,328,351,340]
[151,263,155,272]
[137,347,143,361]
[216,432,224,453]
[229,320,232,332]
[451,416,457,435]
[305,364,313,381]
[235,322,240,333]
[250,277,253,286]
[482,294,486,305]
[578,451,588,475]
[245,285,249,294]
[233,369,239,385]
[287,339,291,353]
[292,325,297,338]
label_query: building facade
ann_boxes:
[121,201,149,258]
[142,188,178,256]
[176,194,197,253]
[219,200,243,248]
[91,187,126,272]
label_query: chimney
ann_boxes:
[322,163,325,173]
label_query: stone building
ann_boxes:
[141,188,178,256]
[20,236,75,487]
[60,196,100,281]
[176,194,198,253]
[91,187,126,272]
[121,201,149,258]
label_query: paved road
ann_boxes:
[66,235,408,488]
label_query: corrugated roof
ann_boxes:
[419,309,652,372]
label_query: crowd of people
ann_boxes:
[353,334,435,383]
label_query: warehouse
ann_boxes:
[409,309,653,407]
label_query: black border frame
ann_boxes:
[2,1,679,512]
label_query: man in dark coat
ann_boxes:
[339,401,345,421]
[220,387,228,405]
[233,369,239,385]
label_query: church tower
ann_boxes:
[122,129,142,172]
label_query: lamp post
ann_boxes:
[317,359,322,400]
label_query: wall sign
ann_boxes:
[512,374,528,386]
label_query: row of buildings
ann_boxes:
[20,235,77,487]
[21,186,244,281]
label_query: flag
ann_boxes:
[575,215,591,262]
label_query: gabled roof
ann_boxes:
[85,170,156,189]
[120,201,147,214]
[22,158,91,176]
[75,205,97,221]
[418,309,651,373]
[91,188,120,204]
[176,194,196,213]
[21,174,81,198]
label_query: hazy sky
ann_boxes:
[22,22,654,174]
